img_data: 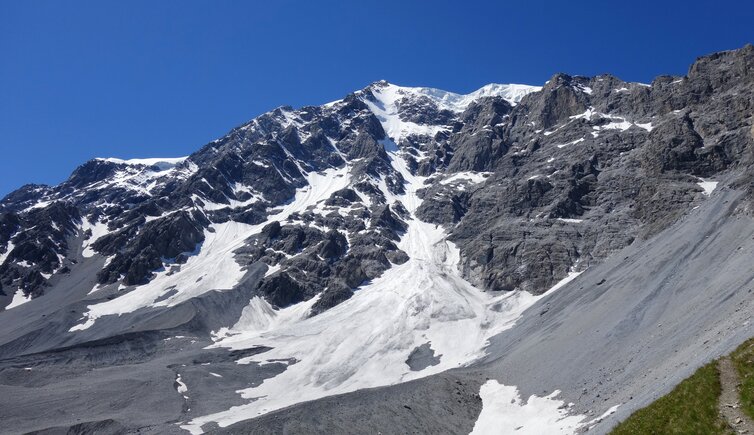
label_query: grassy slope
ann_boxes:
[731,338,754,420]
[610,361,731,434]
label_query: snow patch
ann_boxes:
[175,373,190,401]
[569,108,649,133]
[585,404,621,429]
[576,85,593,95]
[5,288,31,310]
[697,178,718,196]
[556,218,584,224]
[27,200,53,211]
[556,138,585,149]
[80,218,110,258]
[263,263,281,278]
[440,172,491,185]
[569,107,597,120]
[69,317,96,332]
[0,241,14,266]
[594,120,633,132]
[549,270,583,292]
[197,193,264,211]
[470,380,587,435]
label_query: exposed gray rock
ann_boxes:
[406,342,442,371]
[0,44,753,435]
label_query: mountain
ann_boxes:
[0,44,753,434]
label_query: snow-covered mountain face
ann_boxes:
[0,80,542,316]
[1,45,754,434]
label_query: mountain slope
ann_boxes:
[0,45,753,434]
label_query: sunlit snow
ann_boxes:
[5,288,32,310]
[181,151,580,434]
[470,380,588,435]
[440,171,492,185]
[697,178,718,196]
[80,218,110,258]
[556,218,584,224]
[0,241,14,266]
[361,82,540,144]
[556,138,585,148]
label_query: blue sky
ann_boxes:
[2,0,753,197]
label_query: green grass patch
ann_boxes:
[731,337,754,420]
[610,361,730,435]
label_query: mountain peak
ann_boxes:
[94,156,188,168]
[363,81,540,111]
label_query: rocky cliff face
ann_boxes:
[0,45,752,434]
[6,47,751,307]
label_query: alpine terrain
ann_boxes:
[1,44,753,434]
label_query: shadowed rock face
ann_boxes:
[0,45,752,434]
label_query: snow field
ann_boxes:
[182,150,580,433]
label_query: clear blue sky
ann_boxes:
[2,0,753,197]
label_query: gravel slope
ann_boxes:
[218,182,754,434]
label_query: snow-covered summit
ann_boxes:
[365,80,540,111]
[462,83,543,106]
[95,156,188,170]
[358,81,540,144]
